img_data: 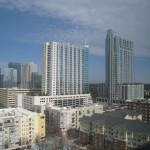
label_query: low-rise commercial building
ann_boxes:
[0,88,40,108]
[20,94,92,111]
[0,108,45,149]
[80,109,150,150]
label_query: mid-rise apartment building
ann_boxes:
[80,110,150,150]
[0,88,40,108]
[43,104,103,135]
[96,83,144,104]
[42,41,89,96]
[126,99,150,123]
[0,108,45,149]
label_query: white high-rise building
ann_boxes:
[105,30,134,103]
[42,42,89,96]
[22,62,37,88]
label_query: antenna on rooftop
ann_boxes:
[84,37,89,48]
[84,37,88,45]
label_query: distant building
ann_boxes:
[0,75,3,88]
[144,84,150,98]
[144,90,150,98]
[89,84,99,102]
[0,108,45,149]
[8,62,21,86]
[0,88,40,108]
[0,68,3,88]
[19,94,92,111]
[42,42,89,96]
[97,83,106,98]
[29,72,41,89]
[4,68,17,88]
[80,110,150,150]
[126,99,150,123]
[22,62,37,89]
[105,30,134,103]
[96,83,144,104]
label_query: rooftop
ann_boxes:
[126,99,150,103]
[80,110,150,134]
[48,103,103,111]
[0,107,40,119]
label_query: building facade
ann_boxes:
[0,108,45,149]
[126,99,150,123]
[22,62,37,89]
[105,29,134,103]
[4,68,17,88]
[20,94,92,111]
[42,42,89,96]
[43,104,103,135]
[97,83,144,105]
[144,90,150,98]
[0,88,40,108]
[29,72,41,89]
[121,83,144,100]
[8,62,21,86]
[0,75,3,88]
[80,110,150,150]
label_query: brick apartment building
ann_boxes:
[126,99,150,123]
[80,110,150,150]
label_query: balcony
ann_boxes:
[4,123,14,127]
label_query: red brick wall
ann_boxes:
[79,131,89,145]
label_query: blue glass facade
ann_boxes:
[8,62,21,86]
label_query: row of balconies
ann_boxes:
[4,123,14,128]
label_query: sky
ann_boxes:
[0,0,150,83]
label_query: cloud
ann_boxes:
[0,0,150,57]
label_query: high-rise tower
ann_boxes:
[42,42,89,96]
[8,62,21,86]
[22,62,37,88]
[4,68,17,88]
[105,30,134,103]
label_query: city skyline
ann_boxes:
[0,1,150,83]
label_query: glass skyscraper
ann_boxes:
[4,68,17,88]
[8,62,21,86]
[105,30,134,103]
[42,42,89,96]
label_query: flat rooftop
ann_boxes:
[0,107,40,119]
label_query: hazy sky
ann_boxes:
[0,0,150,83]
